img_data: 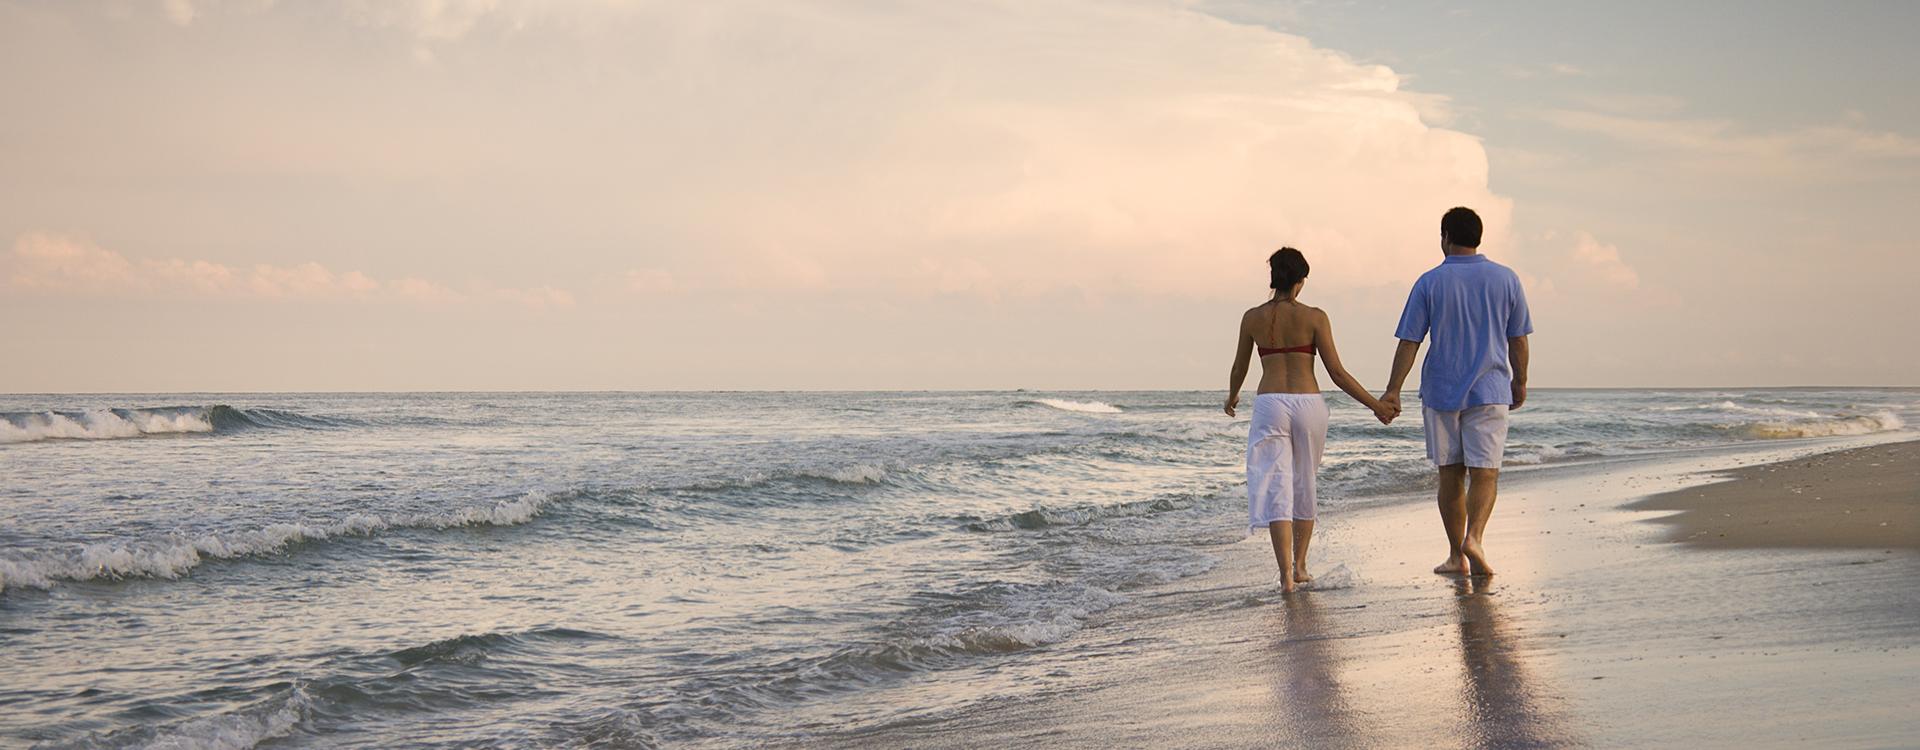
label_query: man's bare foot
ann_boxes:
[1461,538,1494,577]
[1434,555,1467,575]
[1292,567,1313,583]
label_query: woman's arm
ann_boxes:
[1315,310,1396,423]
[1225,312,1255,416]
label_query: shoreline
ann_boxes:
[1626,440,1918,551]
[788,435,1920,748]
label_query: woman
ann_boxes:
[1225,248,1397,593]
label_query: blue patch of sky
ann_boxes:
[1201,0,1920,130]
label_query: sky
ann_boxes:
[2,0,1916,392]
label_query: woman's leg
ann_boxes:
[1291,398,1330,582]
[1267,521,1295,592]
[1291,519,1314,583]
[1248,398,1298,590]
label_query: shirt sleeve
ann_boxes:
[1393,277,1429,342]
[1506,273,1534,338]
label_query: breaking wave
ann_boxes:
[1020,398,1123,414]
[0,490,565,594]
[1732,410,1904,439]
[797,462,890,485]
[385,626,618,667]
[1503,440,1616,466]
[64,685,316,750]
[0,405,345,444]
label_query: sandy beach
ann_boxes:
[796,437,1920,749]
[1628,441,1918,551]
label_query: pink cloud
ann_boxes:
[1572,232,1640,290]
[4,233,571,309]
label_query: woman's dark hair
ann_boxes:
[1268,247,1309,293]
[1441,206,1483,248]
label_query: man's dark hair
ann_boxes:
[1268,247,1309,291]
[1441,207,1483,248]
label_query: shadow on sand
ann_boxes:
[1452,577,1576,748]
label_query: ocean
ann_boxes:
[1,388,1913,748]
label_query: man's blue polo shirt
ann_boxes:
[1394,254,1533,412]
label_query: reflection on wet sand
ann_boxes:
[1251,581,1579,748]
[1266,595,1363,745]
[1453,578,1576,748]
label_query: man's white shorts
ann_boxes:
[1423,404,1510,469]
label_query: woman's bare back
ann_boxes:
[1244,300,1322,394]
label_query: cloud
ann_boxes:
[621,269,676,295]
[7,232,140,290]
[540,1,1504,299]
[1503,63,1589,80]
[1536,108,1920,178]
[83,1,1509,301]
[4,233,572,309]
[1569,93,1688,117]
[162,0,196,27]
[1570,232,1638,290]
[339,0,536,42]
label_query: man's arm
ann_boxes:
[1382,339,1420,409]
[1385,276,1427,412]
[1508,335,1529,410]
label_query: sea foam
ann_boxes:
[1740,410,1904,439]
[0,405,345,444]
[136,687,312,750]
[0,491,563,593]
[0,408,215,443]
[1025,398,1123,414]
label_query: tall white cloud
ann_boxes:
[0,1,1516,389]
[558,0,1515,299]
[19,1,1508,300]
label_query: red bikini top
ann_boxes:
[1257,301,1316,358]
[1258,343,1316,357]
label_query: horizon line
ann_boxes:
[3,385,1916,397]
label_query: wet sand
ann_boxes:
[1627,440,1918,550]
[790,438,1920,749]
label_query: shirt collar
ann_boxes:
[1443,254,1489,264]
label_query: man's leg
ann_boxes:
[1459,404,1510,577]
[1462,467,1499,576]
[1434,465,1469,574]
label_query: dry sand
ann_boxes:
[787,438,1920,749]
[1627,440,1918,550]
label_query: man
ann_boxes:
[1381,207,1532,577]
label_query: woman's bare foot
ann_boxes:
[1281,578,1297,593]
[1292,566,1313,583]
[1461,538,1494,577]
[1433,555,1467,575]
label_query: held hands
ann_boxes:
[1229,391,1404,423]
[1370,398,1400,425]
[1375,391,1402,426]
